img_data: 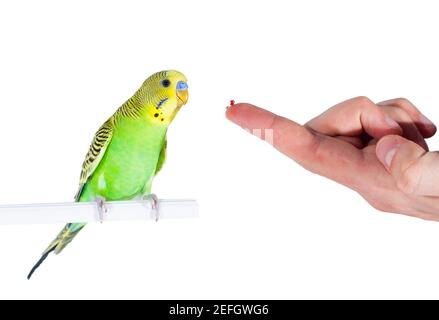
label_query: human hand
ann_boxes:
[226,97,439,220]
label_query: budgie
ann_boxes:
[27,70,189,279]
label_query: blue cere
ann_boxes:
[177,81,188,90]
[157,98,168,108]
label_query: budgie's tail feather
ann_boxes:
[27,246,56,280]
[27,223,85,280]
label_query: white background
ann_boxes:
[0,0,439,299]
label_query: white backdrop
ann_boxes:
[1,0,439,299]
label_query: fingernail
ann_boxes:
[384,147,398,168]
[420,114,435,127]
[384,115,400,129]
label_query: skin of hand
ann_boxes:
[226,96,439,221]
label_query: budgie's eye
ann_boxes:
[161,79,171,88]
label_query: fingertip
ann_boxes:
[225,103,278,129]
[418,115,437,138]
[428,124,437,137]
[376,135,403,169]
[225,102,251,122]
[376,134,403,150]
[376,134,428,170]
[225,104,236,121]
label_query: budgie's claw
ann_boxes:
[143,193,160,222]
[95,196,108,223]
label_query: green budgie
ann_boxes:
[27,70,189,279]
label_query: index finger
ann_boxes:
[226,103,365,188]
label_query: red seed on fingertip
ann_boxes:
[226,100,235,109]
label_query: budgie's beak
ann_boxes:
[176,81,189,106]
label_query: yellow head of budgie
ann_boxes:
[134,70,188,125]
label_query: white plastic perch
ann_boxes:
[0,196,199,225]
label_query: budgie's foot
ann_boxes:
[95,196,108,223]
[143,193,160,222]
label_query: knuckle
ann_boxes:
[392,98,419,115]
[267,113,280,130]
[393,97,412,107]
[354,96,374,108]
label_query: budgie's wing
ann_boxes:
[155,138,167,176]
[75,118,114,201]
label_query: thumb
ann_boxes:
[376,135,439,196]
